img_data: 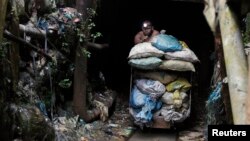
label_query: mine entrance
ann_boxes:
[91,0,214,104]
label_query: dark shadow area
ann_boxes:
[92,0,214,97]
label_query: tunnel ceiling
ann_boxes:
[95,0,214,48]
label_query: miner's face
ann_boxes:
[142,22,153,36]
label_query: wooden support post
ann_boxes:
[245,13,250,124]
[218,0,248,124]
[73,0,114,122]
[0,0,8,42]
[9,0,21,92]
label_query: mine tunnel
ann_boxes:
[89,0,215,103]
[1,0,248,140]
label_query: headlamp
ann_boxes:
[143,23,148,28]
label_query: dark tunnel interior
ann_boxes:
[88,0,215,99]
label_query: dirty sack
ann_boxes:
[133,70,178,85]
[135,78,165,99]
[164,47,200,63]
[157,104,190,123]
[129,86,162,127]
[129,98,162,128]
[151,34,183,52]
[128,57,162,70]
[128,42,164,59]
[161,90,189,108]
[166,77,192,92]
[159,60,196,72]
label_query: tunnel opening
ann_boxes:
[91,0,214,96]
[88,0,216,126]
[60,0,242,129]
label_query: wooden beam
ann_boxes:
[19,24,47,38]
[3,30,53,61]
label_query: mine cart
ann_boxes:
[127,34,198,129]
[129,68,193,129]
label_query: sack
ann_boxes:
[160,104,190,123]
[159,60,195,72]
[135,79,165,99]
[129,86,147,108]
[161,90,188,108]
[166,78,192,92]
[151,34,182,52]
[128,57,162,70]
[134,70,178,84]
[164,48,200,63]
[179,41,189,48]
[128,42,164,59]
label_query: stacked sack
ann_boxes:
[128,33,199,128]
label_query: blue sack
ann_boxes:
[129,86,147,108]
[151,34,182,52]
[135,96,162,123]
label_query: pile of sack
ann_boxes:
[128,33,199,128]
